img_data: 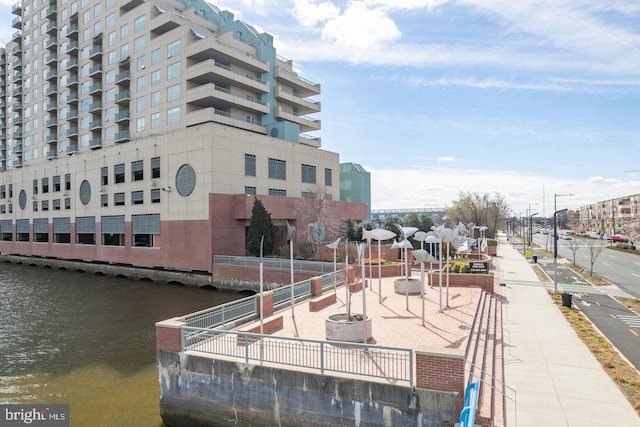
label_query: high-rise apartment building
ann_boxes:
[0,0,367,272]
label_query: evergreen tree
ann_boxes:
[246,198,275,256]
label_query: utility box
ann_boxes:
[562,292,572,308]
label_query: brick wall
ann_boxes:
[415,348,465,414]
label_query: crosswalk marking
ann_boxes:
[619,315,640,328]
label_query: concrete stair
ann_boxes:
[464,290,504,427]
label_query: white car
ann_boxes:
[558,234,572,240]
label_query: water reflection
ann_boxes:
[0,261,241,425]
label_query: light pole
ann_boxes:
[554,193,574,233]
[553,208,568,292]
[529,212,538,254]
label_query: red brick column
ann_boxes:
[310,276,323,297]
[415,348,465,414]
[257,290,274,317]
[156,317,185,353]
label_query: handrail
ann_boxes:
[465,359,518,427]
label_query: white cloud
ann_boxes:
[438,156,455,162]
[291,0,341,28]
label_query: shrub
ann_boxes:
[453,262,462,273]
[487,238,498,247]
[459,263,471,273]
[616,243,636,251]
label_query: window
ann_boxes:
[17,219,29,242]
[166,84,180,102]
[114,192,125,206]
[42,177,49,193]
[151,49,160,65]
[33,201,38,212]
[76,216,96,244]
[132,214,160,248]
[167,40,181,57]
[33,179,38,195]
[136,96,145,112]
[53,217,70,243]
[42,200,49,211]
[102,215,124,246]
[114,163,125,183]
[132,160,143,181]
[167,62,180,80]
[245,154,256,176]
[0,220,12,241]
[151,70,160,86]
[134,15,146,32]
[151,91,160,107]
[120,23,129,40]
[268,188,286,197]
[136,117,145,132]
[245,186,256,195]
[65,174,71,191]
[131,191,144,205]
[301,164,316,184]
[101,166,108,185]
[151,188,160,203]
[151,112,160,128]
[268,158,286,180]
[101,194,108,207]
[167,107,180,124]
[53,199,61,210]
[325,168,332,186]
[34,218,48,242]
[151,157,160,178]
[53,175,61,192]
[134,35,145,52]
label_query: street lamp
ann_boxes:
[553,208,568,292]
[554,193,574,232]
[529,212,538,253]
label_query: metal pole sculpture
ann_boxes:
[259,235,264,336]
[412,249,429,327]
[358,242,368,343]
[362,228,397,304]
[286,220,296,319]
[395,225,418,310]
[441,226,454,307]
[326,237,341,294]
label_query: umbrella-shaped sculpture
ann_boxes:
[326,237,341,294]
[362,228,396,303]
[412,248,430,327]
[286,220,296,318]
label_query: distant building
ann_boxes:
[371,208,445,227]
[0,0,367,273]
[578,194,640,234]
[340,162,371,217]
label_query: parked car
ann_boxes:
[607,235,629,243]
[558,234,572,240]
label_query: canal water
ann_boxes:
[0,261,242,426]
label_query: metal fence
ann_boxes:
[213,255,340,275]
[182,327,414,385]
[184,270,344,329]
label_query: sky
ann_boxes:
[1,0,639,217]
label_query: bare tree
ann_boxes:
[446,191,511,237]
[585,240,604,277]
[618,218,640,245]
[291,184,341,257]
[566,237,583,266]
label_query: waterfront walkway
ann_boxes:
[495,234,640,427]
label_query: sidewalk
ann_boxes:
[495,234,640,426]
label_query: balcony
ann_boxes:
[44,6,56,19]
[44,68,57,81]
[14,143,22,153]
[45,53,57,65]
[274,105,321,133]
[150,10,181,36]
[62,41,79,55]
[186,84,268,115]
[274,86,321,115]
[12,3,21,15]
[45,134,57,143]
[88,82,102,95]
[12,115,22,125]
[114,130,130,143]
[273,65,321,98]
[89,64,102,76]
[13,159,22,168]
[13,130,22,139]
[187,37,269,73]
[13,72,22,83]
[45,117,57,128]
[11,59,21,69]
[65,145,78,155]
[45,101,57,111]
[11,45,21,56]
[45,37,57,50]
[62,23,78,39]
[89,101,102,112]
[45,21,57,35]
[120,0,144,12]
[89,119,102,130]
[88,137,102,149]
[184,107,264,134]
[11,31,21,42]
[115,110,130,122]
[89,45,103,60]
[115,70,130,85]
[65,58,78,71]
[11,102,22,112]
[114,90,130,104]
[60,127,78,137]
[45,85,57,96]
[67,92,79,103]
[46,150,57,160]
[186,59,269,94]
[64,110,78,120]
[66,74,79,87]
[11,17,21,29]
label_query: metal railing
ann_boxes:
[213,255,340,276]
[182,327,413,385]
[184,297,257,329]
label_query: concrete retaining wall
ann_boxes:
[158,350,457,427]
